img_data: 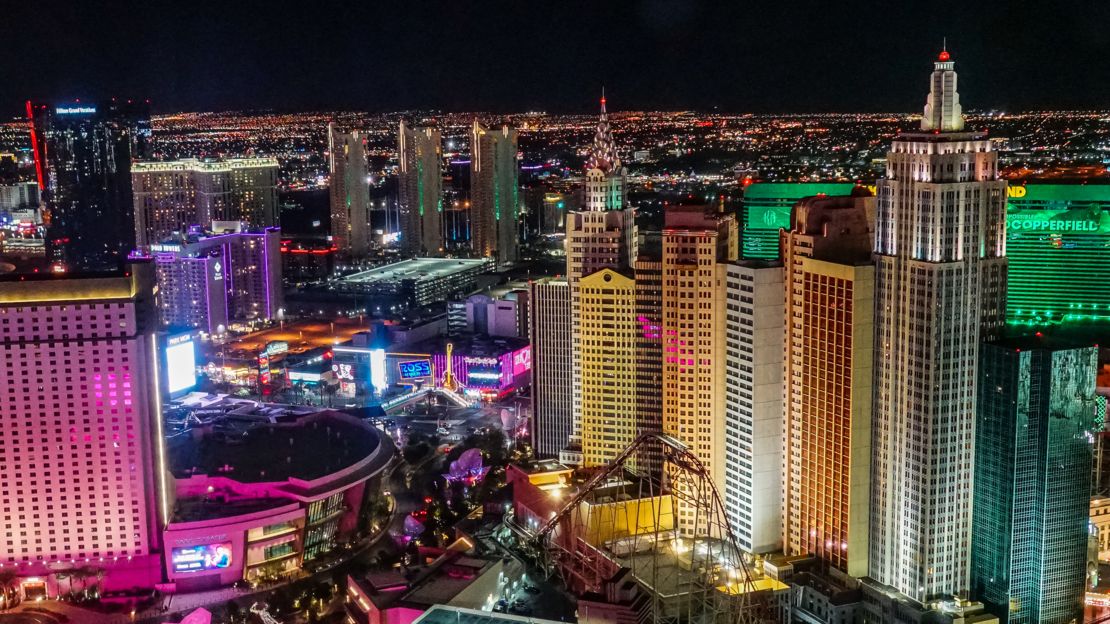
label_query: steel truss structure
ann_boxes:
[529,433,778,624]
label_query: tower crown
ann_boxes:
[921,46,964,132]
[586,90,620,174]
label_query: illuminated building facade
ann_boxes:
[781,192,874,576]
[661,206,737,529]
[328,123,371,258]
[28,100,150,271]
[584,94,626,213]
[971,338,1096,624]
[723,260,783,553]
[740,182,857,260]
[870,50,1008,600]
[470,121,519,265]
[529,277,573,459]
[0,265,165,596]
[132,157,279,249]
[153,224,283,333]
[633,253,664,476]
[578,268,639,468]
[399,121,444,257]
[1004,183,1110,327]
[565,99,637,459]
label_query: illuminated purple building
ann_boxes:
[151,222,283,334]
[0,264,166,600]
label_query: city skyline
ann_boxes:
[3,10,1110,621]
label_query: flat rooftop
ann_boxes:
[204,317,369,360]
[341,258,489,285]
[169,411,380,483]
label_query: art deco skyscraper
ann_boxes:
[578,268,639,467]
[870,49,1008,600]
[28,100,150,271]
[781,191,875,576]
[470,121,519,265]
[328,123,371,259]
[662,205,737,529]
[399,120,444,257]
[565,96,637,464]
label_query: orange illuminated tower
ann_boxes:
[781,190,875,576]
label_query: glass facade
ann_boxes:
[1006,184,1110,327]
[972,341,1097,624]
[740,182,858,259]
[29,101,150,271]
[303,492,345,561]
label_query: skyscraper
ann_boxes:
[152,224,283,333]
[870,49,1008,600]
[565,97,637,463]
[28,100,150,271]
[328,123,371,259]
[470,120,519,265]
[661,205,737,530]
[529,277,573,458]
[132,157,279,249]
[398,120,444,257]
[578,268,639,468]
[781,191,875,576]
[972,337,1097,624]
[723,260,784,553]
[633,246,664,476]
[0,264,166,593]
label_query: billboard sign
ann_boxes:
[512,346,532,376]
[398,359,432,379]
[171,543,233,574]
[166,334,197,394]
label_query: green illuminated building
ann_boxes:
[972,337,1097,624]
[1006,183,1110,327]
[740,182,859,259]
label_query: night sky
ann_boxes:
[3,0,1109,116]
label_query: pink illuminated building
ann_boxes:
[0,263,166,599]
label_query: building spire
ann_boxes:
[586,90,620,174]
[921,44,963,132]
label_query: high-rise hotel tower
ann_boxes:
[328,123,371,259]
[0,264,166,592]
[564,95,637,464]
[399,120,445,257]
[781,191,875,576]
[470,121,519,265]
[870,49,1008,600]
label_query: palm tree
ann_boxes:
[0,570,19,610]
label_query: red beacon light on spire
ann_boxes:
[938,49,950,62]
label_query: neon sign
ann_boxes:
[55,106,97,115]
[1007,218,1099,232]
[398,359,432,379]
[512,347,531,376]
[332,363,354,380]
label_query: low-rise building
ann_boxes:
[163,407,393,590]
